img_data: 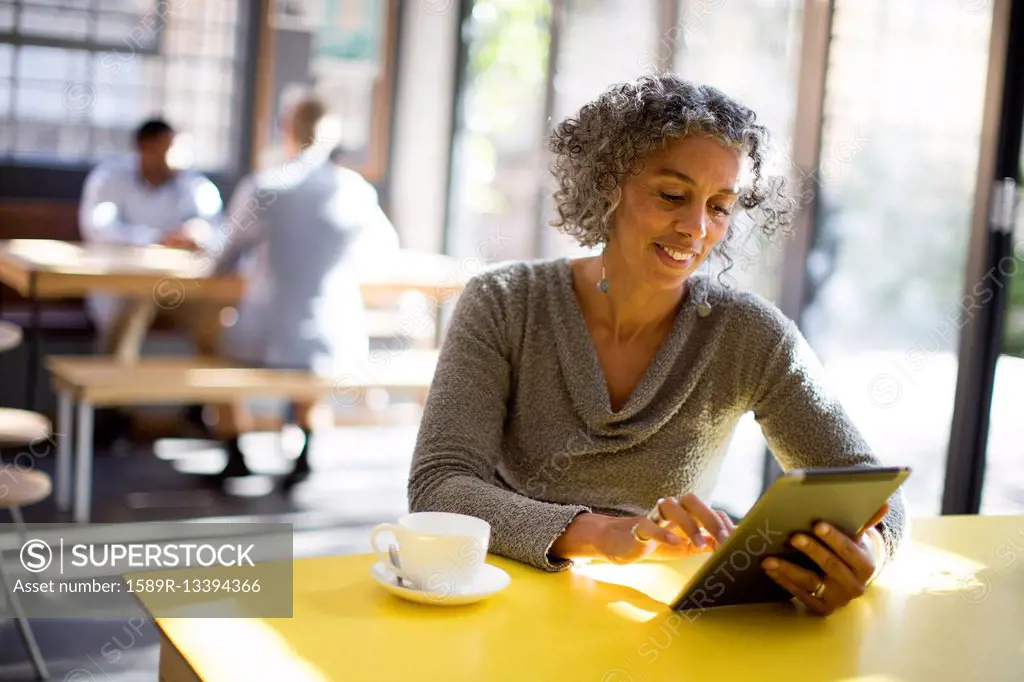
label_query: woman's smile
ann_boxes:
[653,242,700,271]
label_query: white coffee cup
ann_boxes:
[369,512,491,592]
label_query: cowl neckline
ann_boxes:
[546,257,713,439]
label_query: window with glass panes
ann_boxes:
[0,0,247,172]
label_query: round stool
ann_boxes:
[0,408,51,448]
[0,321,22,353]
[0,468,52,511]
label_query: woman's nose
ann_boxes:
[674,205,708,240]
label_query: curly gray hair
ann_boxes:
[548,73,795,277]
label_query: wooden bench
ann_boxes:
[44,350,440,523]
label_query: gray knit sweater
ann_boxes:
[408,258,907,571]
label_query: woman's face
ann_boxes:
[611,135,741,291]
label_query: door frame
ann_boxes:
[756,0,1024,512]
[943,0,1024,514]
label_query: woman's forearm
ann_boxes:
[549,512,609,561]
[549,509,703,565]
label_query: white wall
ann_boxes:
[387,1,461,253]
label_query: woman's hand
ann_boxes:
[644,494,736,554]
[552,494,735,565]
[761,504,889,616]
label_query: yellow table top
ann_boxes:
[146,514,1024,682]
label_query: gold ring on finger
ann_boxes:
[631,523,651,543]
[647,500,671,528]
[811,579,827,600]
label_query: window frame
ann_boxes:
[0,0,259,193]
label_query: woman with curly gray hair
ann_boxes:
[408,73,906,617]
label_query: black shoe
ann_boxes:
[197,438,253,490]
[281,439,312,491]
[219,437,253,479]
[183,404,212,438]
[281,467,310,491]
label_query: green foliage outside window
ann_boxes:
[1002,167,1024,358]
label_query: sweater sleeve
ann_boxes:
[407,273,591,571]
[748,315,909,563]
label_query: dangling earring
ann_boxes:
[697,291,712,318]
[597,252,609,294]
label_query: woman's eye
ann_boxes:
[711,204,732,217]
[660,192,684,202]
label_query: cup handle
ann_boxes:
[369,523,411,581]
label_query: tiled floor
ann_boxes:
[0,425,419,681]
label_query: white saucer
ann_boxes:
[370,562,511,606]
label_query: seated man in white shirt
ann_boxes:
[205,93,400,489]
[78,118,224,354]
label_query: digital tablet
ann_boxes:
[669,465,911,612]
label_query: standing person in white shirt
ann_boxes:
[206,93,400,489]
[78,118,225,353]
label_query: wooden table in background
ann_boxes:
[0,239,469,408]
[137,514,1024,682]
[0,239,244,302]
[0,239,244,409]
